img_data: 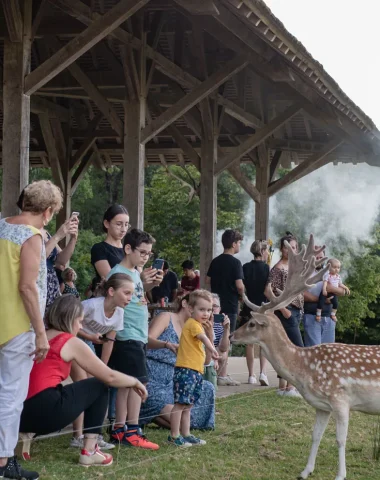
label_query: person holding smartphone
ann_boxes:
[148,261,178,304]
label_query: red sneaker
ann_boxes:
[79,446,113,467]
[124,430,160,450]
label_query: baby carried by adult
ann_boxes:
[316,258,350,322]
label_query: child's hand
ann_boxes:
[134,380,148,402]
[211,349,220,361]
[322,289,328,297]
[214,360,219,371]
[344,286,351,296]
[203,320,214,340]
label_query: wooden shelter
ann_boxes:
[1,0,380,279]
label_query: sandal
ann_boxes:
[19,432,35,461]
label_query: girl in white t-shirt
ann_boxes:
[70,273,134,449]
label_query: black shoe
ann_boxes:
[0,456,39,480]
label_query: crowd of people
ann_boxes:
[0,179,348,479]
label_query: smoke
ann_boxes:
[216,163,380,271]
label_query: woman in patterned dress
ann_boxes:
[139,295,215,430]
[267,232,304,398]
[60,267,80,298]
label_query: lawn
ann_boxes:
[23,389,379,480]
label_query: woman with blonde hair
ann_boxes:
[241,240,270,386]
[0,180,62,480]
[60,267,80,298]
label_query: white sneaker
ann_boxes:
[283,389,302,398]
[248,375,257,385]
[70,435,84,448]
[97,435,115,450]
[217,375,241,386]
[259,372,269,386]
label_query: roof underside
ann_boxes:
[0,0,379,172]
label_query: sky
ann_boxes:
[264,0,380,128]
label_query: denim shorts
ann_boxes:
[173,367,203,405]
[81,338,96,353]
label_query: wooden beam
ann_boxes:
[24,0,149,94]
[30,95,70,121]
[227,163,260,203]
[53,0,258,131]
[215,104,302,175]
[255,162,270,240]
[31,0,48,41]
[269,150,282,182]
[141,56,248,144]
[199,134,216,288]
[3,0,23,42]
[67,62,123,137]
[69,112,103,170]
[71,151,95,193]
[38,113,64,190]
[218,96,263,128]
[268,138,343,196]
[174,0,219,15]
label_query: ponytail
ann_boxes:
[94,273,134,297]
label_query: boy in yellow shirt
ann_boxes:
[169,290,219,447]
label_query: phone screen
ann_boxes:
[152,259,164,271]
[213,314,225,324]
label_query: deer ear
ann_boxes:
[253,315,269,327]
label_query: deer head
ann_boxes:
[231,234,328,346]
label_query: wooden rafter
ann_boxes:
[141,56,249,144]
[227,163,260,203]
[31,0,49,41]
[268,138,343,197]
[24,0,150,94]
[38,113,64,190]
[70,112,103,171]
[269,150,282,182]
[30,96,70,122]
[215,104,302,175]
[68,62,123,137]
[71,151,95,193]
[3,0,23,42]
[173,0,219,15]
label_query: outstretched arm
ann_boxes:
[197,333,219,360]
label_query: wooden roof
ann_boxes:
[1,0,379,173]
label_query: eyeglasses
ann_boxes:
[134,248,154,258]
[111,222,130,230]
[213,304,221,308]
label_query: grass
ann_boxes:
[22,390,379,480]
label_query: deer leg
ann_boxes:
[333,407,349,480]
[299,409,331,479]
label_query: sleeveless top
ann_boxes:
[62,283,80,298]
[27,332,73,400]
[0,219,47,345]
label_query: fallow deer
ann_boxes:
[230,235,380,480]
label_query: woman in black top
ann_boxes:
[90,205,130,289]
[241,240,270,387]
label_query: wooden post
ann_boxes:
[200,135,217,287]
[122,25,146,229]
[2,1,32,217]
[255,161,270,240]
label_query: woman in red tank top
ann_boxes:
[19,295,147,469]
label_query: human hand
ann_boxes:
[166,342,179,354]
[211,349,220,361]
[56,218,78,241]
[322,289,327,296]
[91,333,105,345]
[133,380,148,402]
[282,308,292,319]
[203,319,214,340]
[31,331,50,363]
[222,314,230,328]
[141,267,162,288]
[344,286,351,296]
[213,360,219,371]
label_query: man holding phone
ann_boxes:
[148,261,178,304]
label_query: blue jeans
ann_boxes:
[303,314,335,347]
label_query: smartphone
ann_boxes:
[101,334,115,342]
[213,314,225,324]
[152,258,164,271]
[71,212,80,217]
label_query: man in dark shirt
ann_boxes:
[180,259,200,294]
[149,261,178,303]
[206,229,244,333]
[303,248,345,346]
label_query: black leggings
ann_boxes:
[20,377,108,435]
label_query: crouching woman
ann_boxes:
[20,295,147,468]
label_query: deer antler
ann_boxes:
[244,234,328,314]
